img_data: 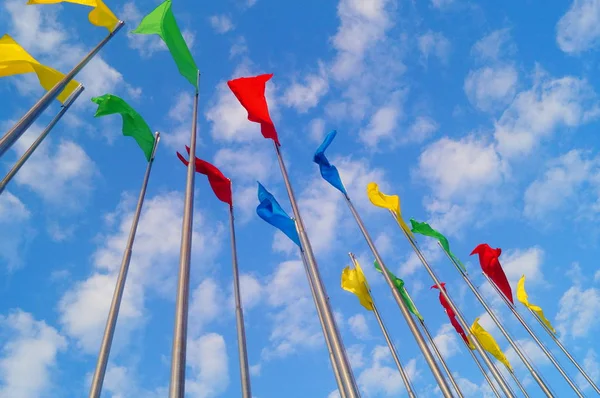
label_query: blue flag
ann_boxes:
[313,130,347,195]
[256,182,301,247]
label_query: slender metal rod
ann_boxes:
[507,370,529,398]
[435,241,549,397]
[274,143,360,398]
[229,204,252,398]
[466,347,502,398]
[343,197,453,397]
[88,131,160,398]
[527,307,600,394]
[0,84,84,195]
[169,72,200,398]
[0,22,125,158]
[484,273,583,397]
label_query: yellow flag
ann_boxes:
[367,182,414,239]
[517,275,556,334]
[341,260,374,311]
[0,35,80,104]
[27,0,119,32]
[471,318,512,371]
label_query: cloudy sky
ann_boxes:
[2,0,600,397]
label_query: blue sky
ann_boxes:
[1,0,600,397]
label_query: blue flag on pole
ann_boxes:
[313,130,347,195]
[256,182,301,247]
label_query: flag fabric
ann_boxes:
[471,244,514,304]
[227,74,280,145]
[177,147,232,206]
[313,130,347,195]
[27,0,119,32]
[0,34,80,104]
[432,283,474,349]
[91,94,155,161]
[132,0,198,87]
[256,182,300,247]
[367,182,414,239]
[342,260,374,311]
[410,219,466,273]
[374,260,423,320]
[471,317,512,370]
[517,275,556,333]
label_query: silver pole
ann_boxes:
[169,71,200,398]
[88,131,160,398]
[435,241,549,397]
[483,273,583,397]
[527,307,600,394]
[343,196,453,397]
[228,204,252,398]
[466,347,502,398]
[0,84,84,195]
[0,21,125,158]
[507,369,529,397]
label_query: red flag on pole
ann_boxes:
[470,244,514,304]
[227,74,280,146]
[432,283,474,349]
[177,147,232,206]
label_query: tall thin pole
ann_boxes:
[507,369,529,397]
[465,345,502,398]
[0,84,84,195]
[169,71,200,398]
[88,132,160,398]
[527,307,600,394]
[0,22,125,158]
[436,241,550,397]
[228,204,252,398]
[343,196,453,397]
[273,143,360,398]
[483,273,583,397]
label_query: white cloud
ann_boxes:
[499,247,544,286]
[556,284,600,339]
[189,279,225,336]
[577,349,600,390]
[213,146,274,183]
[238,274,263,310]
[282,65,329,113]
[186,333,230,398]
[504,338,550,370]
[209,15,235,34]
[328,390,342,398]
[358,346,418,396]
[418,31,451,65]
[472,29,514,62]
[230,36,248,58]
[348,314,371,340]
[433,323,461,358]
[309,118,327,143]
[164,92,194,149]
[347,344,366,369]
[430,0,455,9]
[404,116,439,144]
[359,103,402,148]
[0,192,32,271]
[464,65,518,112]
[556,0,600,54]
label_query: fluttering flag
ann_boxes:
[471,318,512,370]
[227,74,280,145]
[517,275,555,333]
[432,283,474,349]
[91,94,155,161]
[27,0,119,32]
[410,219,466,272]
[471,244,514,304]
[177,147,232,206]
[0,35,80,104]
[313,130,347,195]
[342,260,374,311]
[256,182,300,247]
[367,182,414,239]
[374,260,423,320]
[132,0,198,87]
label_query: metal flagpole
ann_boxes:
[527,307,600,394]
[273,143,360,398]
[0,22,125,158]
[228,202,252,398]
[464,345,502,398]
[483,273,584,397]
[348,253,416,398]
[0,84,84,196]
[342,196,454,397]
[88,131,160,398]
[169,71,200,398]
[507,369,529,397]
[436,241,550,397]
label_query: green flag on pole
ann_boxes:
[410,219,467,273]
[374,260,423,321]
[91,94,155,161]
[131,0,198,88]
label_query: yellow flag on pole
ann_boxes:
[367,182,414,239]
[517,275,556,334]
[0,35,80,104]
[471,317,512,371]
[341,260,374,311]
[27,0,119,32]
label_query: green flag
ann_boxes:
[91,94,155,161]
[132,0,198,87]
[410,219,467,273]
[374,260,423,321]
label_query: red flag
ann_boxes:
[177,148,232,206]
[227,74,280,146]
[432,283,474,348]
[470,244,514,304]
